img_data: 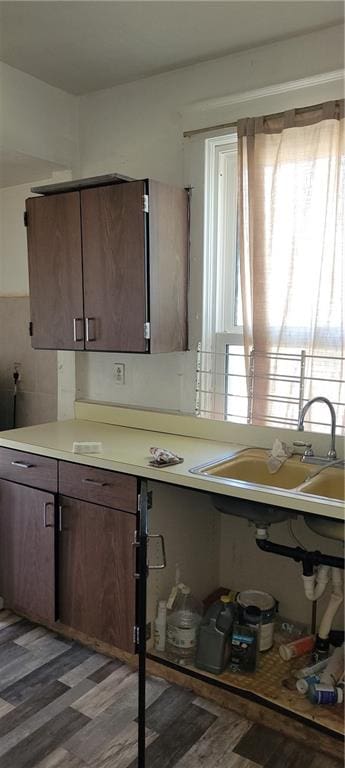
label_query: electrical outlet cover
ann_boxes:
[114,363,125,384]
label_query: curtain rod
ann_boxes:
[183,99,343,138]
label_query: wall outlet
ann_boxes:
[113,363,125,385]
[13,362,22,382]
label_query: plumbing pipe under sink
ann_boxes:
[255,526,344,646]
[303,566,330,602]
[317,567,343,642]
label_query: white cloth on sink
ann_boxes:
[267,439,292,474]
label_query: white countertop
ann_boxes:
[0,411,343,521]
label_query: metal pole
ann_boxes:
[137,480,148,767]
[247,347,255,424]
[224,343,230,420]
[195,341,201,416]
[298,350,306,425]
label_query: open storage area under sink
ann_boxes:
[147,480,344,743]
[149,642,344,738]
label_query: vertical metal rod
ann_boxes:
[224,343,230,420]
[298,350,306,425]
[195,341,201,416]
[137,480,148,768]
[247,347,255,424]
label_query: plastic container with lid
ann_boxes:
[279,634,315,661]
[237,590,276,652]
[308,683,344,706]
[166,584,202,662]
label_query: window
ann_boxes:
[200,115,345,435]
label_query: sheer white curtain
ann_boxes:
[237,100,345,433]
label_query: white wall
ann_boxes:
[75,24,344,414]
[0,62,78,170]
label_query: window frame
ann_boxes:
[203,132,241,352]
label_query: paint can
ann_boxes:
[236,590,276,652]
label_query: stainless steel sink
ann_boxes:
[190,448,314,489]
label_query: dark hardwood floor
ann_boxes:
[0,611,342,768]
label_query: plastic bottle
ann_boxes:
[230,622,258,673]
[308,684,343,705]
[166,584,202,662]
[279,634,315,661]
[294,658,328,679]
[154,600,167,652]
[319,644,344,686]
[230,606,261,674]
[195,595,235,674]
[296,674,322,695]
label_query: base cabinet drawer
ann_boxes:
[0,479,56,623]
[59,461,138,513]
[0,447,57,492]
[58,496,136,653]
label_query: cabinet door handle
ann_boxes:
[11,460,34,469]
[73,317,84,342]
[82,478,107,487]
[43,501,55,528]
[85,317,96,342]
[132,530,140,579]
[147,534,167,570]
[58,505,63,532]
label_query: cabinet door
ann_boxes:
[26,192,84,350]
[0,480,56,622]
[81,181,147,352]
[58,497,136,652]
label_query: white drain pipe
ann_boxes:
[318,567,343,641]
[302,565,330,602]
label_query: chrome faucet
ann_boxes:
[297,396,337,460]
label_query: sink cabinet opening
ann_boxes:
[147,480,344,740]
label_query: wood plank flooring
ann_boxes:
[0,612,342,768]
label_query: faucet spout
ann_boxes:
[298,396,337,460]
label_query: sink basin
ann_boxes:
[304,515,344,542]
[191,448,314,490]
[299,467,345,502]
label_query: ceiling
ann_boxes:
[0,1,343,95]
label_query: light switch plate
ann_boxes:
[114,363,125,384]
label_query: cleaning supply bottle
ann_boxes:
[195,595,235,674]
[166,583,202,662]
[154,600,167,652]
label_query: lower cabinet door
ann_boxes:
[0,480,56,622]
[58,496,136,653]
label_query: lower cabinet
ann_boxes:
[0,451,138,655]
[58,496,136,653]
[0,479,56,623]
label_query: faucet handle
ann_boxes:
[293,441,314,457]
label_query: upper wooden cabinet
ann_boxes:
[25,178,188,353]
